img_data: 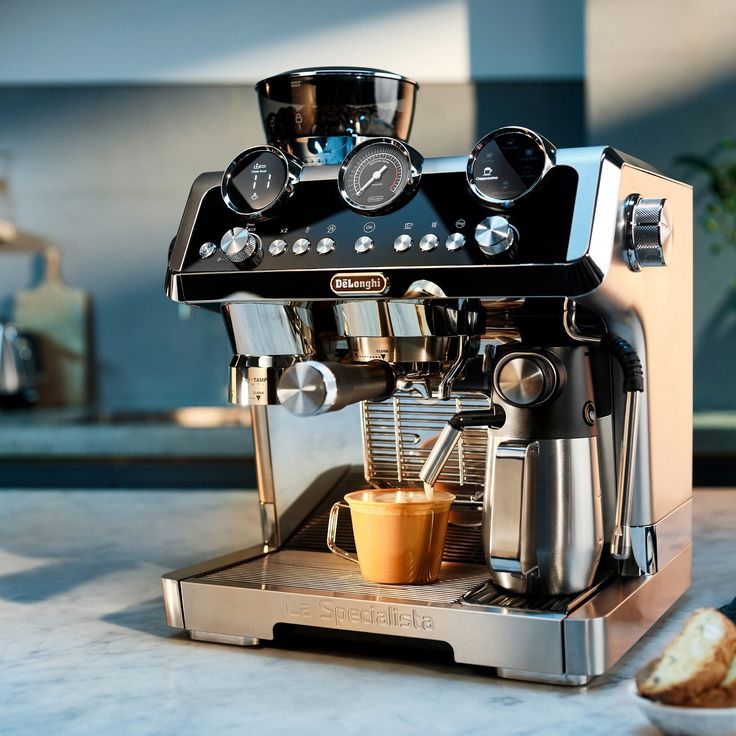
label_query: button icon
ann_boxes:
[455,219,466,229]
[404,222,414,230]
[363,222,376,234]
[327,224,337,234]
[483,166,493,176]
[431,221,438,229]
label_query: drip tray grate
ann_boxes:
[196,550,490,604]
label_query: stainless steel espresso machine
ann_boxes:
[162,68,693,685]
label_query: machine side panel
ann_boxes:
[582,162,693,526]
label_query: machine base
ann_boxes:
[163,543,690,685]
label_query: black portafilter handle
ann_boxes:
[277,360,395,416]
[419,408,506,487]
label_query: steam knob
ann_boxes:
[475,216,517,256]
[220,228,263,264]
[494,353,558,407]
[277,361,395,416]
[627,196,671,270]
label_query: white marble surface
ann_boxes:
[0,489,734,736]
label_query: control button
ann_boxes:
[220,228,261,263]
[199,242,217,259]
[354,236,374,254]
[626,196,671,270]
[475,215,517,256]
[419,234,439,252]
[292,238,310,255]
[268,239,287,256]
[394,234,413,252]
[316,237,336,255]
[445,233,466,251]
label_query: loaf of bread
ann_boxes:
[685,655,736,708]
[637,608,736,705]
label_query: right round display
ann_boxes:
[467,127,555,206]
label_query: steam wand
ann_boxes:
[419,408,506,487]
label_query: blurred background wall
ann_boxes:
[587,0,736,413]
[0,0,584,409]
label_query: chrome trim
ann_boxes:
[610,390,641,560]
[466,126,556,208]
[256,68,418,86]
[221,145,303,219]
[190,631,261,646]
[162,576,184,629]
[629,498,692,575]
[251,405,280,551]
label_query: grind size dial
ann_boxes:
[338,138,422,214]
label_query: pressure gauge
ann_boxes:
[338,138,422,214]
[467,127,555,207]
[222,145,303,219]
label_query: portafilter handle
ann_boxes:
[277,360,395,416]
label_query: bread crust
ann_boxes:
[685,657,736,708]
[637,610,736,706]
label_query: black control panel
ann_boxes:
[182,167,578,275]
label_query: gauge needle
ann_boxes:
[356,165,388,196]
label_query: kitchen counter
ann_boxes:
[0,489,733,735]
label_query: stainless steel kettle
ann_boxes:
[0,320,42,405]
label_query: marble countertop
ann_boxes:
[1,488,734,736]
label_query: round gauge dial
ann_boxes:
[222,145,302,218]
[467,127,555,206]
[338,138,421,213]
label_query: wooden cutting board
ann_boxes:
[13,246,92,405]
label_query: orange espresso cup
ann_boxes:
[326,488,455,584]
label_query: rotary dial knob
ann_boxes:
[475,215,517,256]
[626,196,672,270]
[494,353,558,408]
[220,228,263,265]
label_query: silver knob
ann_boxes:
[627,196,671,270]
[445,233,466,251]
[419,234,440,251]
[199,242,217,259]
[220,228,261,263]
[394,234,413,252]
[269,239,287,256]
[494,354,558,407]
[316,237,336,255]
[292,238,310,255]
[354,236,374,254]
[277,361,394,416]
[475,216,517,256]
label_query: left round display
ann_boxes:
[221,146,301,217]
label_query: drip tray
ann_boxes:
[195,549,604,614]
[197,550,490,604]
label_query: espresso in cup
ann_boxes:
[327,489,455,584]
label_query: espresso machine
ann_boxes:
[162,68,692,684]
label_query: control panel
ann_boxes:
[167,127,612,301]
[183,166,578,275]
